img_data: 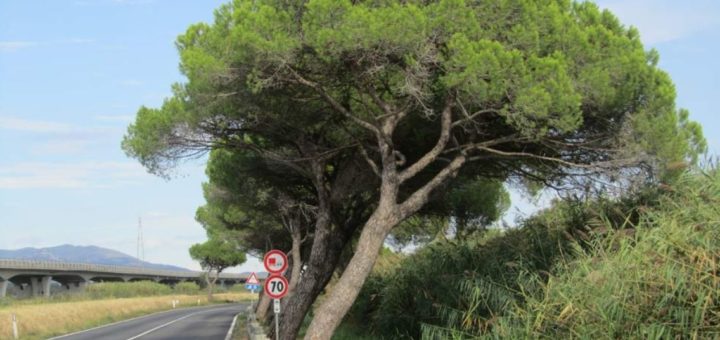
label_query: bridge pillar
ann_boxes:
[41,276,52,297]
[30,276,52,297]
[0,280,7,298]
[30,277,41,296]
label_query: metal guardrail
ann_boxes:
[0,259,248,280]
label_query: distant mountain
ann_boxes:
[0,244,191,272]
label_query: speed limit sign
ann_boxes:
[264,274,289,299]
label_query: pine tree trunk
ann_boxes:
[207,272,216,302]
[278,225,352,340]
[256,289,272,322]
[303,209,399,339]
[288,231,302,295]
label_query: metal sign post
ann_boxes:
[274,299,281,340]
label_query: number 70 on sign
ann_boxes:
[264,275,289,299]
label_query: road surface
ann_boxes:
[50,303,247,340]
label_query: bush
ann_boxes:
[173,281,200,294]
[366,220,573,339]
[85,281,172,298]
[423,169,720,339]
[349,178,665,338]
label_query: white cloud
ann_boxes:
[94,114,135,123]
[0,115,121,136]
[0,116,126,155]
[0,161,148,189]
[30,140,92,155]
[0,116,74,133]
[0,39,94,53]
[0,41,39,52]
[597,0,720,45]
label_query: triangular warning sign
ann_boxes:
[246,272,260,284]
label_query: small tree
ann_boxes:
[189,239,246,300]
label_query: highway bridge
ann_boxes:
[0,259,253,298]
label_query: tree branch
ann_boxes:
[358,144,381,178]
[397,96,454,183]
[399,153,467,217]
[474,146,615,169]
[286,66,380,134]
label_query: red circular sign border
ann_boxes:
[264,274,289,299]
[263,249,289,274]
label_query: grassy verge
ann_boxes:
[231,311,249,340]
[0,292,254,340]
[0,281,249,308]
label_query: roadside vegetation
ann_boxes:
[1,281,195,307]
[0,292,251,340]
[338,168,720,339]
[0,281,256,308]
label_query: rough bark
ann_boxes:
[303,116,468,338]
[288,229,303,295]
[274,145,378,339]
[256,289,272,322]
[206,270,218,301]
[303,207,399,339]
[278,221,352,339]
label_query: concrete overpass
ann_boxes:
[0,259,252,298]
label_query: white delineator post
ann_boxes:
[11,313,18,339]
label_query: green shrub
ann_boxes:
[349,177,665,338]
[173,281,200,294]
[423,169,720,339]
[367,220,573,339]
[85,281,172,298]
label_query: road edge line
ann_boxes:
[125,305,239,340]
[225,312,242,340]
[47,303,225,339]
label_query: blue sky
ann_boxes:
[0,0,718,273]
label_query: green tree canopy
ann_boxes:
[189,237,246,299]
[189,238,246,273]
[124,1,705,338]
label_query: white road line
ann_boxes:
[126,306,238,340]
[124,312,198,340]
[224,312,241,340]
[48,307,202,340]
[48,304,239,339]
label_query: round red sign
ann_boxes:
[263,249,288,274]
[264,274,289,299]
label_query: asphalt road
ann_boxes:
[49,303,247,340]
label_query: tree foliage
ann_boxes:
[123,0,705,337]
[189,238,246,273]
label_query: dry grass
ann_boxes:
[0,292,255,339]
